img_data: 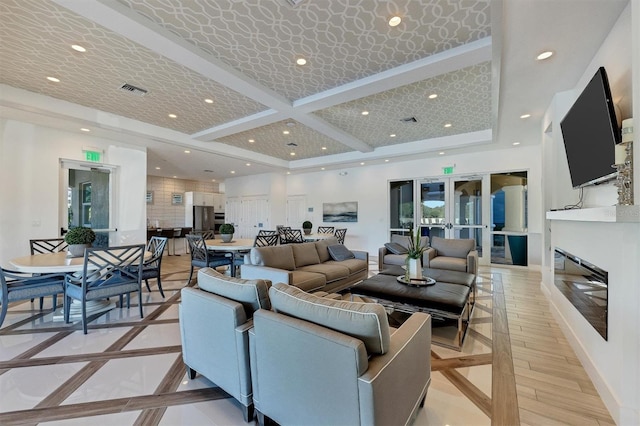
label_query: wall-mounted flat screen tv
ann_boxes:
[560,67,620,189]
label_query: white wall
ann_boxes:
[0,118,147,264]
[226,145,543,263]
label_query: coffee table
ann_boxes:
[349,265,475,350]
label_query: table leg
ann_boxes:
[230,252,237,277]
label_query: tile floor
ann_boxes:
[0,256,613,425]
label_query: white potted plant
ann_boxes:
[219,223,235,243]
[64,226,96,257]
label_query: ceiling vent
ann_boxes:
[400,117,418,123]
[119,83,148,96]
[284,0,306,6]
[287,142,298,147]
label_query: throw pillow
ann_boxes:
[384,242,408,255]
[327,244,355,261]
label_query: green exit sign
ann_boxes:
[443,166,454,175]
[84,150,101,162]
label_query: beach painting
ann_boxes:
[323,201,358,222]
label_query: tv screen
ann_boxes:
[560,67,620,189]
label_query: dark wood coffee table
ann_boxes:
[349,265,475,350]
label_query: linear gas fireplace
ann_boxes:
[554,248,608,340]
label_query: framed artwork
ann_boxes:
[323,202,358,222]
[172,193,183,205]
[146,191,154,204]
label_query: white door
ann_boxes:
[286,196,306,229]
[239,196,270,238]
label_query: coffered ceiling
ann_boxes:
[0,0,630,182]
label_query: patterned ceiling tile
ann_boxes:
[116,0,491,101]
[314,62,492,147]
[0,0,267,134]
[216,120,352,161]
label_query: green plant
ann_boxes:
[64,226,96,245]
[219,223,235,234]
[302,220,312,229]
[406,228,427,259]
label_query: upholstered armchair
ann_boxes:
[378,234,429,271]
[424,236,478,277]
[249,283,431,426]
[179,268,271,422]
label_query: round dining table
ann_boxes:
[205,238,255,277]
[302,232,335,242]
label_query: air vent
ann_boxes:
[284,0,306,6]
[119,83,148,96]
[287,142,298,147]
[400,117,418,123]
[204,169,214,173]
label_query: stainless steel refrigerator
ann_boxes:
[192,205,215,232]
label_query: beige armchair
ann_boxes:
[424,236,478,277]
[378,234,429,271]
[249,283,431,426]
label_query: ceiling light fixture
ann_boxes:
[428,93,438,99]
[321,146,327,150]
[211,179,216,182]
[361,111,369,116]
[46,76,60,82]
[287,171,291,175]
[388,16,402,27]
[296,57,307,66]
[520,113,531,119]
[71,44,86,52]
[536,50,554,60]
[390,134,396,138]
[360,162,365,165]
[513,142,521,146]
[173,176,177,179]
[155,166,161,170]
[168,113,177,118]
[444,123,452,128]
[80,128,90,132]
[290,152,296,156]
[283,130,290,135]
[230,171,235,174]
[204,98,213,104]
[321,167,325,170]
[246,163,251,166]
[385,159,390,162]
[439,152,445,155]
[248,139,255,143]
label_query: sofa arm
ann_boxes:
[240,264,293,285]
[378,247,389,270]
[466,249,478,277]
[352,250,369,263]
[357,312,431,425]
[423,247,436,267]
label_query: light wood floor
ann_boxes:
[0,256,614,425]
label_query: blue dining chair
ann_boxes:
[185,234,233,283]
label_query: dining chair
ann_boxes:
[334,228,347,244]
[141,236,168,298]
[28,238,68,309]
[179,227,192,254]
[257,230,278,236]
[200,230,216,241]
[185,234,233,284]
[0,268,65,328]
[317,226,335,234]
[253,233,279,247]
[280,229,304,244]
[63,244,146,334]
[158,229,176,255]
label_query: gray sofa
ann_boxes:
[241,237,368,293]
[250,283,431,426]
[378,234,430,271]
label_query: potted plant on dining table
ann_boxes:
[219,223,235,243]
[302,221,313,235]
[64,226,96,257]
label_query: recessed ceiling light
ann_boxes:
[360,162,365,166]
[513,142,521,146]
[536,50,554,60]
[184,150,190,154]
[444,123,452,128]
[204,98,214,104]
[388,16,402,27]
[321,146,327,150]
[321,167,325,170]
[439,152,445,155]
[390,134,396,138]
[361,111,369,116]
[46,76,60,82]
[246,163,251,166]
[173,176,177,179]
[230,170,235,174]
[296,57,307,66]
[283,130,290,135]
[428,93,438,99]
[520,113,531,119]
[155,166,161,170]
[71,44,86,52]
[168,113,177,118]
[211,179,216,182]
[290,152,296,156]
[80,128,90,132]
[248,139,255,143]
[287,171,291,175]
[385,159,390,162]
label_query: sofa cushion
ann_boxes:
[197,267,271,316]
[382,253,407,266]
[314,237,339,263]
[289,270,327,292]
[431,236,474,258]
[327,244,355,261]
[384,242,408,255]
[390,234,429,249]
[292,243,321,268]
[298,263,350,283]
[269,283,390,355]
[430,256,469,272]
[324,258,367,275]
[249,245,296,271]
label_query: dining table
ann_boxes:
[302,232,335,242]
[205,238,255,278]
[8,249,152,321]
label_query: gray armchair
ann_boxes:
[378,234,429,271]
[249,283,431,426]
[179,268,271,422]
[424,236,478,277]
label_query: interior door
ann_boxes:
[286,196,306,229]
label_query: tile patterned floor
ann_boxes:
[0,256,613,425]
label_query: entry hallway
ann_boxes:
[0,255,614,425]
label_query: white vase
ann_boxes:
[221,233,233,243]
[407,258,422,279]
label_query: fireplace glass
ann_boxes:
[554,248,608,340]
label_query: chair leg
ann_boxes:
[156,276,165,298]
[0,302,8,328]
[145,279,152,292]
[52,294,58,311]
[39,297,45,310]
[187,265,195,284]
[242,404,255,423]
[82,299,87,334]
[186,366,197,379]
[138,291,144,319]
[64,295,71,323]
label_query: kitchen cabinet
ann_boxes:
[185,191,215,206]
